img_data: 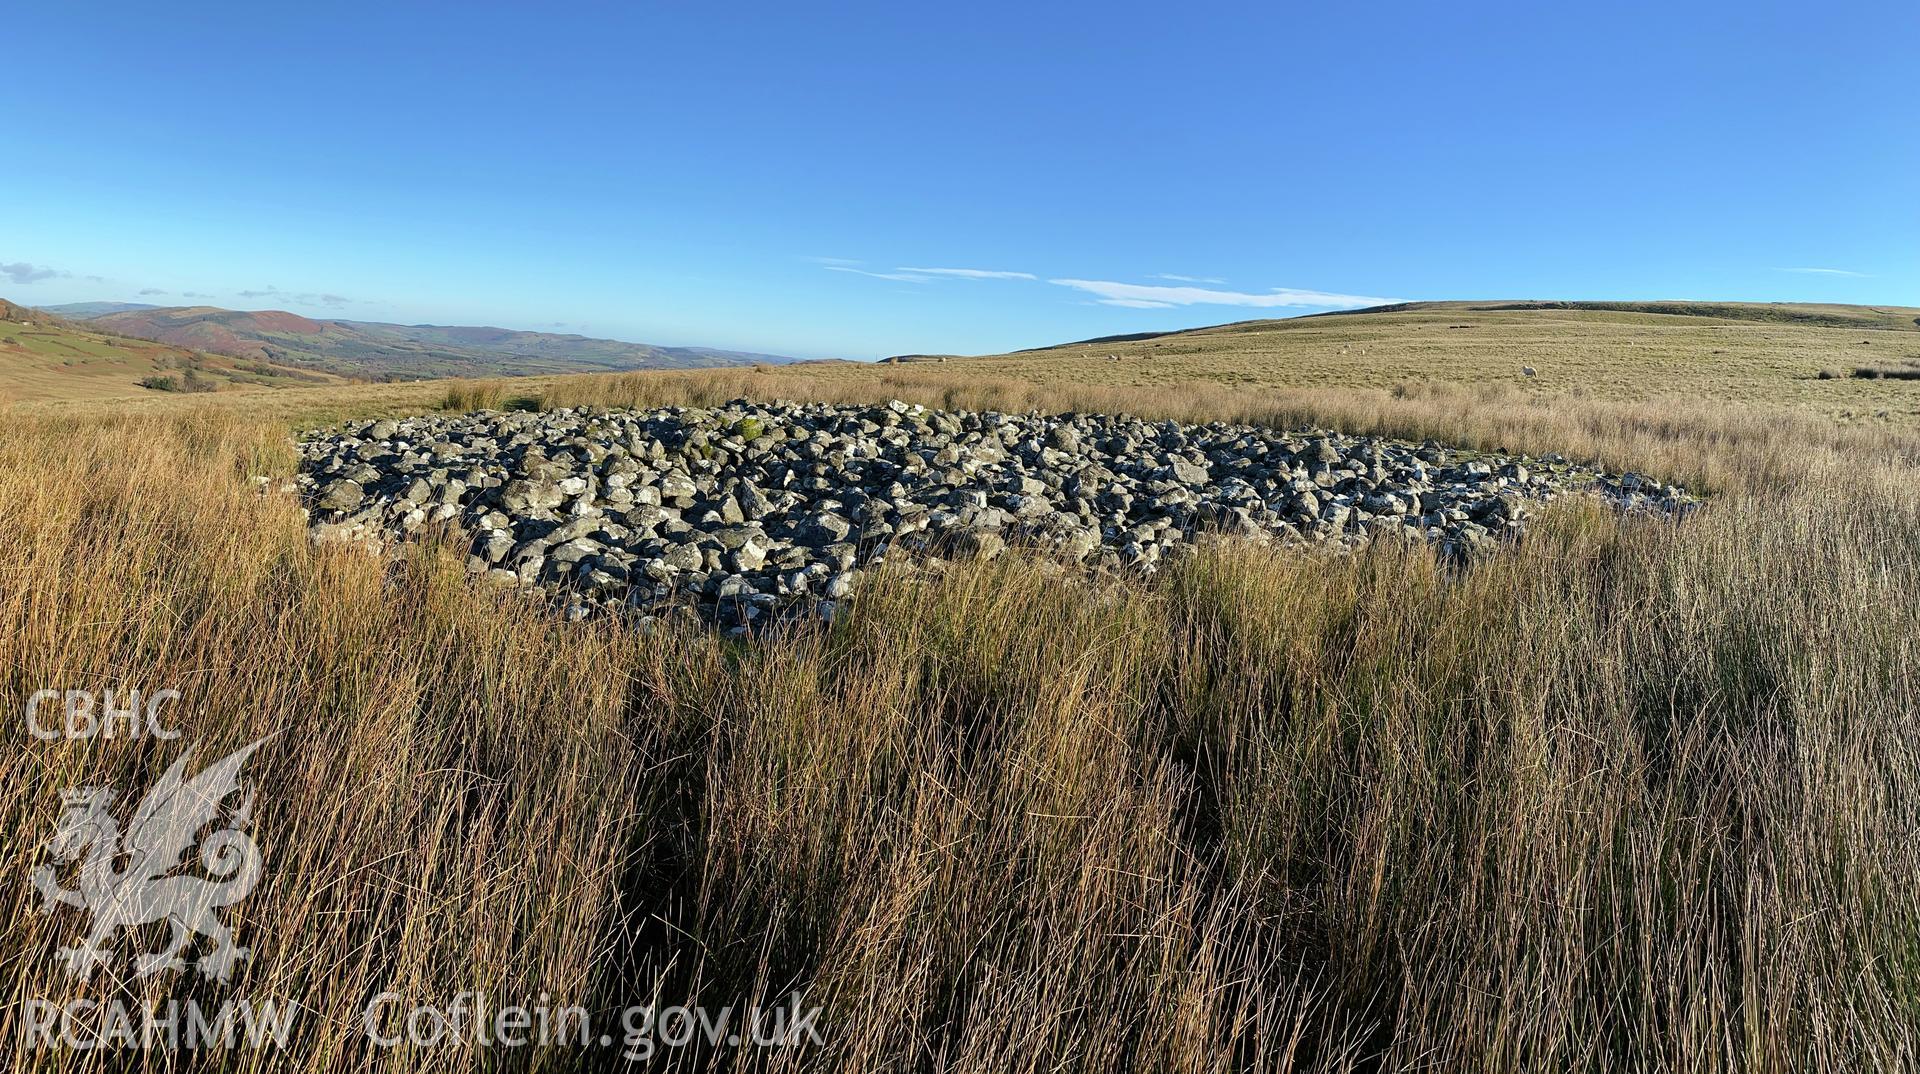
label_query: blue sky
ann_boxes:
[4,1,1913,359]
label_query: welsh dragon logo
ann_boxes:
[30,737,270,983]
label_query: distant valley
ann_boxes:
[44,303,800,381]
[0,298,341,402]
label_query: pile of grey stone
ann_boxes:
[296,399,1694,628]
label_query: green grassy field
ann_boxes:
[8,303,1920,1072]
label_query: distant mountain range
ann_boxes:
[43,303,800,380]
[42,301,164,318]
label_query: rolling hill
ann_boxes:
[60,304,799,380]
[0,298,340,402]
[39,300,163,319]
[1311,299,1920,332]
[955,300,1920,420]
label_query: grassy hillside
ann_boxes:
[1322,298,1920,332]
[10,306,1920,1070]
[0,299,339,402]
[83,304,797,380]
[966,301,1920,422]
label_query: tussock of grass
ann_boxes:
[7,370,1920,1071]
[1853,364,1920,381]
[438,378,510,412]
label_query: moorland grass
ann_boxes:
[5,357,1920,1072]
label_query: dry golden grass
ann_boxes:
[960,304,1920,422]
[8,317,1920,1071]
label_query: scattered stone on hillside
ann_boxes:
[293,399,1697,631]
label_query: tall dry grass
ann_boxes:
[4,370,1920,1072]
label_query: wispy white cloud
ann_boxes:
[1775,266,1871,278]
[896,267,1037,280]
[236,285,354,306]
[0,260,105,285]
[825,266,934,283]
[820,261,1393,313]
[805,256,864,267]
[1,261,65,285]
[823,263,1037,283]
[1049,279,1395,310]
